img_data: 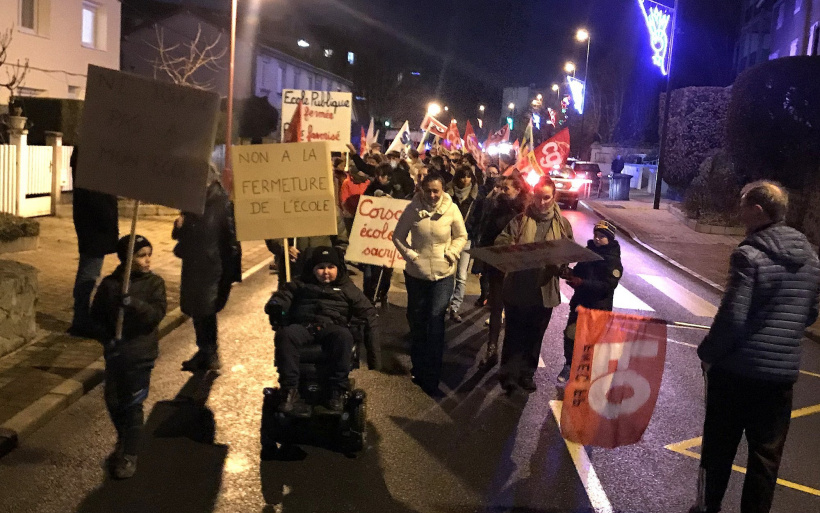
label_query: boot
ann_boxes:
[324,388,345,413]
[479,342,498,368]
[279,388,311,418]
[181,351,207,371]
[112,454,138,479]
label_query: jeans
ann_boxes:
[72,254,105,329]
[275,324,354,390]
[404,273,455,386]
[193,314,218,356]
[699,369,793,513]
[500,303,553,381]
[363,265,393,302]
[449,240,472,312]
[104,352,154,456]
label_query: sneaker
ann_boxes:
[474,296,487,307]
[449,310,464,323]
[557,365,571,383]
[324,389,345,413]
[278,388,311,418]
[112,454,138,480]
[519,375,537,392]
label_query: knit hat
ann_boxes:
[308,246,344,270]
[593,220,616,240]
[117,235,152,263]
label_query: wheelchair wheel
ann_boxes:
[341,389,367,454]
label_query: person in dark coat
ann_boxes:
[558,220,622,383]
[90,235,167,479]
[689,181,820,513]
[445,165,480,321]
[611,154,625,174]
[265,247,379,417]
[362,163,397,305]
[68,146,120,337]
[172,167,242,372]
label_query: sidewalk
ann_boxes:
[0,199,271,457]
[583,189,820,343]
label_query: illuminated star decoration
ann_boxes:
[638,0,674,76]
[567,77,586,114]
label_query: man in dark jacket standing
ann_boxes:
[69,147,120,337]
[690,181,820,513]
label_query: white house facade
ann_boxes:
[0,0,121,104]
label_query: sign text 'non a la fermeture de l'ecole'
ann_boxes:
[76,65,220,214]
[280,89,352,153]
[232,142,337,241]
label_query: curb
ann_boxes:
[580,200,726,295]
[0,256,273,459]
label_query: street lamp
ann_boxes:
[564,61,576,76]
[536,93,543,101]
[444,106,449,112]
[479,105,485,113]
[427,102,442,116]
[508,102,515,111]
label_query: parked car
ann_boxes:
[572,161,602,180]
[549,167,585,210]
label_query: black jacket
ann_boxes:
[390,168,416,200]
[349,153,376,177]
[364,180,394,198]
[476,194,527,248]
[172,181,242,317]
[70,147,119,257]
[90,266,167,362]
[698,223,820,383]
[568,240,623,311]
[265,263,381,369]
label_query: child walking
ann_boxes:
[90,235,167,479]
[558,220,623,383]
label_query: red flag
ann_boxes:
[463,120,486,171]
[560,307,668,448]
[283,100,303,143]
[484,124,510,147]
[421,114,448,138]
[532,128,571,173]
[443,119,461,150]
[360,126,367,157]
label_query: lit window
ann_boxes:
[347,52,355,65]
[794,0,802,14]
[324,48,333,58]
[777,4,784,28]
[82,2,97,48]
[790,38,799,55]
[769,51,779,60]
[20,0,37,31]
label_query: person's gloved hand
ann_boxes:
[267,303,285,329]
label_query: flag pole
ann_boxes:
[417,126,431,153]
[282,238,292,283]
[116,199,140,341]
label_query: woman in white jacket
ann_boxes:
[393,172,468,396]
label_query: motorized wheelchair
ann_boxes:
[261,322,367,458]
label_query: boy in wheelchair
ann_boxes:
[265,246,380,418]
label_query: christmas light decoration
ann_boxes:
[638,0,674,76]
[567,77,585,114]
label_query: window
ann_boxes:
[347,51,355,65]
[278,66,286,92]
[777,4,784,28]
[82,2,97,48]
[20,0,37,31]
[790,38,799,55]
[324,48,333,58]
[794,0,801,14]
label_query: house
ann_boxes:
[735,0,774,75]
[768,0,820,58]
[0,0,121,104]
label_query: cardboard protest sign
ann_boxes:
[560,307,667,448]
[467,238,601,273]
[232,142,337,241]
[346,196,410,269]
[77,65,220,214]
[280,90,352,152]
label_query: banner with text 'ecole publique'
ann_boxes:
[280,90,352,152]
[77,65,220,214]
[346,196,410,270]
[232,142,337,241]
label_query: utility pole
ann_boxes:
[654,0,679,210]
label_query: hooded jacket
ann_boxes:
[569,240,623,311]
[90,266,167,362]
[265,258,381,369]
[698,223,820,383]
[393,191,468,281]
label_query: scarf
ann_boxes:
[526,203,566,243]
[453,183,472,203]
[417,192,444,219]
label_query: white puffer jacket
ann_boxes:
[393,192,468,281]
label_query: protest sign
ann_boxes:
[77,65,220,214]
[232,142,337,241]
[346,196,410,269]
[467,238,601,273]
[280,90,352,152]
[560,307,668,448]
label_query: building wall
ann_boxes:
[0,0,121,103]
[500,87,532,123]
[770,0,820,59]
[735,0,772,75]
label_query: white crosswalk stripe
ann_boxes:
[639,274,718,318]
[559,282,654,312]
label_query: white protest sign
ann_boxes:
[347,196,410,269]
[280,90,352,152]
[77,65,220,214]
[232,142,337,241]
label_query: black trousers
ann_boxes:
[275,324,354,390]
[104,352,154,456]
[563,309,579,366]
[500,303,553,380]
[699,369,793,513]
[363,265,393,302]
[193,314,218,356]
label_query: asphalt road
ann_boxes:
[1,204,818,513]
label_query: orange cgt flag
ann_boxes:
[560,306,667,448]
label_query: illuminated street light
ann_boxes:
[508,102,515,110]
[297,39,310,48]
[564,61,576,75]
[479,105,485,112]
[427,102,442,116]
[536,93,543,101]
[576,28,590,42]
[444,106,449,112]
[551,84,559,92]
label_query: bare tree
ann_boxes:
[147,25,227,90]
[0,25,29,109]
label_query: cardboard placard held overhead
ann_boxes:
[232,142,337,241]
[468,239,602,273]
[76,65,220,214]
[280,90,352,152]
[347,196,410,269]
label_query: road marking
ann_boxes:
[560,282,654,311]
[548,400,614,513]
[639,275,718,318]
[242,256,274,281]
[538,355,546,368]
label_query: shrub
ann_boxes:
[683,150,742,226]
[0,213,40,242]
